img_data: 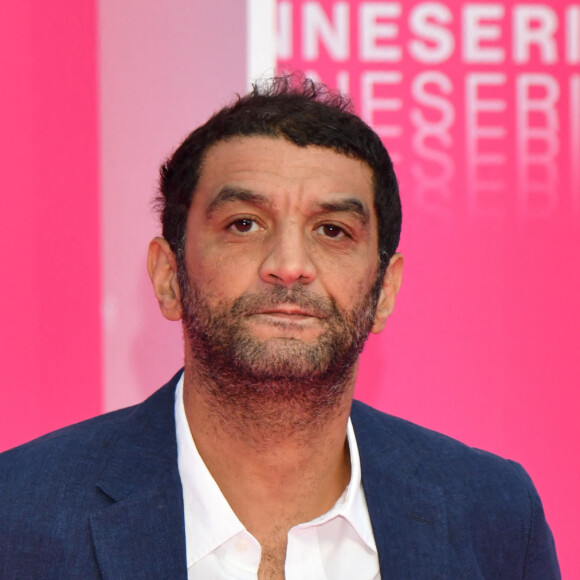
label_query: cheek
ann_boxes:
[318,261,377,311]
[186,246,258,302]
[310,230,380,289]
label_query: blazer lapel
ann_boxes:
[89,374,187,579]
[90,470,186,579]
[352,402,450,579]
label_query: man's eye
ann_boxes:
[316,224,346,238]
[228,218,259,234]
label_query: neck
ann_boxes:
[183,345,358,447]
[181,358,356,536]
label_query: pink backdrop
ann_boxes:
[277,1,579,576]
[1,1,578,577]
[0,1,101,450]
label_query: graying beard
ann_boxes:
[177,259,381,434]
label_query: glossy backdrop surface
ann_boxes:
[0,0,577,576]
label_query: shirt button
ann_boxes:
[236,540,248,552]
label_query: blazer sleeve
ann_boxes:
[509,461,561,579]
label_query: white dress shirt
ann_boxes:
[175,374,380,579]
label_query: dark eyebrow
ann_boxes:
[318,198,370,225]
[206,187,271,216]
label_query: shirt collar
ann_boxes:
[175,373,377,567]
[175,374,245,566]
[299,418,377,553]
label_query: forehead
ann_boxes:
[193,136,375,211]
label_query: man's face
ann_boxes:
[169,136,399,401]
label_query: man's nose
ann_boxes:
[258,226,316,287]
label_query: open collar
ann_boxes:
[351,401,450,579]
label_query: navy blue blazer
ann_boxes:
[0,371,560,578]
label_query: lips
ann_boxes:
[230,288,335,322]
[250,306,329,319]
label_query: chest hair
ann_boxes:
[257,537,287,580]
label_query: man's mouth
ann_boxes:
[250,306,329,319]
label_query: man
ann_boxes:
[0,77,559,579]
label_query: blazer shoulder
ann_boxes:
[351,398,521,473]
[350,399,544,519]
[351,400,560,578]
[1,404,134,472]
[0,372,181,487]
[0,372,184,578]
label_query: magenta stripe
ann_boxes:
[0,0,101,451]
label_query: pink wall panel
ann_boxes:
[0,1,101,451]
[99,0,248,412]
[277,1,579,576]
[1,0,577,575]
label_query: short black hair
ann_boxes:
[157,75,401,274]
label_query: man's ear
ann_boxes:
[371,253,403,334]
[147,237,183,321]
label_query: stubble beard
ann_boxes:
[178,262,382,434]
